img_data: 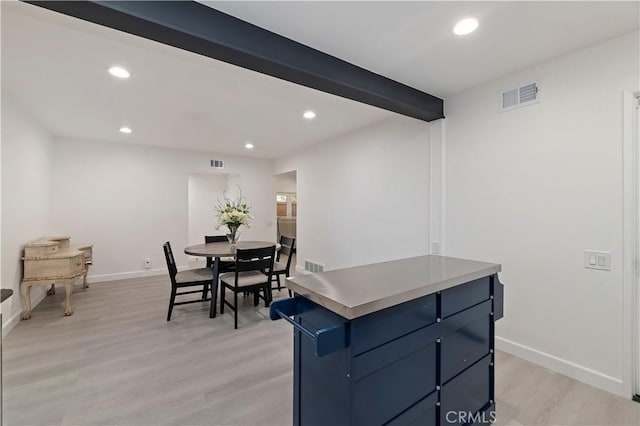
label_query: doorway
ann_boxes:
[187,173,227,266]
[275,171,297,263]
[633,92,640,399]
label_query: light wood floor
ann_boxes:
[2,275,640,426]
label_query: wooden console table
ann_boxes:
[21,236,93,320]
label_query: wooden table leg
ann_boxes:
[83,263,90,289]
[47,284,56,295]
[20,283,32,320]
[63,280,74,316]
[209,257,220,318]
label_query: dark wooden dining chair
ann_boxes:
[204,235,235,273]
[219,245,276,329]
[271,236,296,297]
[163,241,213,321]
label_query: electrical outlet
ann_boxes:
[144,258,152,269]
[431,241,441,255]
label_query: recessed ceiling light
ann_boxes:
[453,18,479,36]
[109,66,130,79]
[303,110,316,120]
[119,126,132,134]
[244,143,254,149]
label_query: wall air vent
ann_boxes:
[501,82,540,111]
[304,260,324,274]
[210,159,224,169]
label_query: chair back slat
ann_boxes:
[205,235,228,267]
[205,235,228,243]
[277,236,296,273]
[234,246,276,276]
[163,242,178,282]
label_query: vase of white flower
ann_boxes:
[214,190,252,246]
[226,225,240,245]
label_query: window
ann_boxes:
[276,194,287,202]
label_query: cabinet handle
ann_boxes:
[270,297,349,357]
[273,308,316,340]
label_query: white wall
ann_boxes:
[50,137,276,281]
[274,115,430,271]
[187,173,227,247]
[1,97,54,334]
[275,171,297,193]
[429,119,446,256]
[444,31,639,396]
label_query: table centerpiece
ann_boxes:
[214,190,253,245]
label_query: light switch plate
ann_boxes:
[584,250,611,271]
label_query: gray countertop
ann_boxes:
[1,289,14,303]
[286,255,501,319]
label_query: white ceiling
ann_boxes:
[2,2,638,158]
[0,2,393,158]
[206,1,640,98]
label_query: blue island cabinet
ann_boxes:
[270,255,504,426]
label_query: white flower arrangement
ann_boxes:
[214,190,253,242]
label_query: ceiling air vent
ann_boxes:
[210,159,224,169]
[501,82,540,111]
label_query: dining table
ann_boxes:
[184,241,279,318]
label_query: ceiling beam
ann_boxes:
[25,1,444,122]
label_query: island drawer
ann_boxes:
[385,391,437,426]
[352,342,437,426]
[351,293,436,355]
[441,276,491,318]
[440,354,492,426]
[441,314,491,383]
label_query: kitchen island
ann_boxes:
[270,255,503,426]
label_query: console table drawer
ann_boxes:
[24,253,85,280]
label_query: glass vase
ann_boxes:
[226,226,240,246]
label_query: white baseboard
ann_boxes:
[88,267,167,283]
[87,265,191,284]
[2,290,47,339]
[496,336,624,397]
[2,311,22,339]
